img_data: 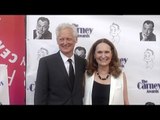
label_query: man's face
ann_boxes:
[110,25,119,37]
[144,50,153,62]
[36,20,49,34]
[57,28,77,57]
[142,23,153,38]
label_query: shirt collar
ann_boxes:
[60,51,75,63]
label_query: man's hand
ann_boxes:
[35,30,42,39]
[141,33,148,41]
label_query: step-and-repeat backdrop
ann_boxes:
[26,15,160,105]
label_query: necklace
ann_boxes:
[97,72,110,80]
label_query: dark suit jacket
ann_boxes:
[34,51,86,105]
[33,29,52,39]
[140,32,156,41]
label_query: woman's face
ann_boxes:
[94,42,112,67]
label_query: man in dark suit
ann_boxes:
[34,23,86,105]
[140,20,156,41]
[33,17,52,39]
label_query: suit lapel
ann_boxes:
[73,55,80,92]
[57,52,72,90]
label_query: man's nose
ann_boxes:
[63,39,68,44]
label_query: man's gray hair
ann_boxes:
[56,23,78,38]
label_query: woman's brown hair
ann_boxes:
[86,38,121,78]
